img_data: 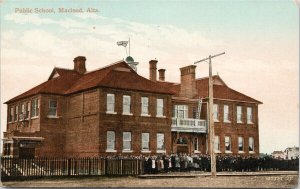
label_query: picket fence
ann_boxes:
[1,157,144,180]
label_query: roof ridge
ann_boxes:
[54,67,74,71]
[226,86,262,104]
[84,59,125,75]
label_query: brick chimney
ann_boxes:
[149,60,157,82]
[73,56,86,74]
[158,69,165,81]
[179,65,197,98]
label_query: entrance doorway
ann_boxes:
[177,145,188,154]
[19,147,35,158]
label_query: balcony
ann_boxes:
[171,118,207,133]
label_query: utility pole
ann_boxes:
[194,52,225,176]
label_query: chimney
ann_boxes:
[179,65,197,98]
[73,56,86,74]
[149,60,157,82]
[158,69,165,81]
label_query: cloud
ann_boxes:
[4,13,87,29]
[5,13,55,25]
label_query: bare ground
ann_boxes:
[1,175,299,188]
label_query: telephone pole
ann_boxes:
[194,52,225,176]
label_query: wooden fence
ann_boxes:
[1,157,144,180]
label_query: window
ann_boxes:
[25,102,30,119]
[123,95,131,115]
[31,99,39,117]
[48,100,57,117]
[156,98,164,117]
[177,137,188,144]
[224,105,230,122]
[157,133,165,151]
[107,131,116,151]
[106,94,115,113]
[237,106,242,123]
[249,137,254,152]
[3,143,11,156]
[213,104,219,121]
[141,97,149,115]
[194,137,199,151]
[214,136,220,152]
[123,132,132,151]
[14,106,18,121]
[9,107,13,122]
[174,105,188,118]
[141,133,150,151]
[247,107,253,123]
[20,104,25,120]
[238,137,244,152]
[225,136,231,152]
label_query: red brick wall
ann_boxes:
[65,89,100,157]
[99,88,172,156]
[202,99,259,156]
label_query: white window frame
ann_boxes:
[249,137,254,153]
[237,106,243,123]
[141,133,150,152]
[48,99,58,118]
[106,94,116,114]
[225,136,232,153]
[156,133,165,153]
[25,102,30,119]
[122,132,132,152]
[31,98,39,118]
[223,105,230,122]
[122,95,132,115]
[214,135,220,153]
[141,97,150,116]
[247,107,253,124]
[213,104,219,121]
[14,106,18,121]
[238,137,244,153]
[156,98,165,117]
[9,107,13,122]
[106,131,116,152]
[19,104,25,121]
[174,105,188,119]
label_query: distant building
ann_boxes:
[284,147,299,160]
[2,55,262,158]
[271,151,285,159]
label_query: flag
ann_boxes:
[117,41,128,47]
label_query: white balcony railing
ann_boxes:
[171,118,207,133]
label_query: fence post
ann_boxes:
[88,158,91,175]
[104,158,107,176]
[67,158,71,176]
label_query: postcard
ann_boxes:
[1,0,298,188]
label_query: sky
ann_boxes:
[0,0,299,154]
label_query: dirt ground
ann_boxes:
[1,175,299,188]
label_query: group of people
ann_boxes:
[142,153,299,174]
